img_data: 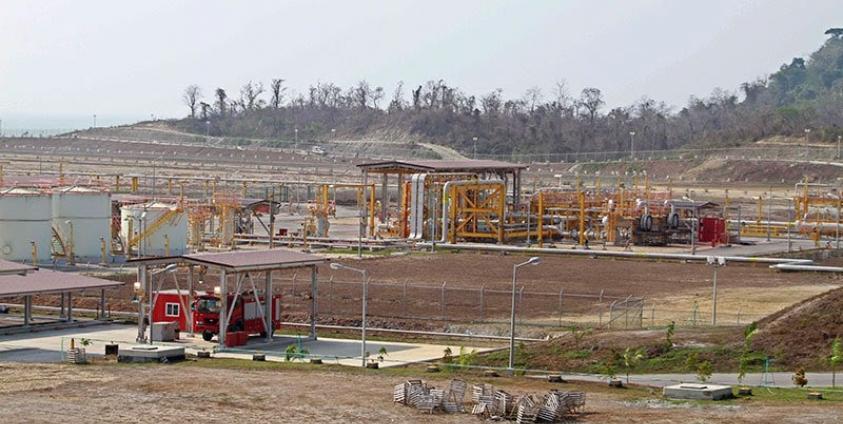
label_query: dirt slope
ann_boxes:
[753,286,843,369]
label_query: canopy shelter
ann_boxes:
[0,259,36,276]
[130,249,328,349]
[357,159,527,233]
[0,269,123,327]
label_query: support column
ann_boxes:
[265,270,273,341]
[380,173,388,223]
[218,270,228,348]
[99,289,105,320]
[67,292,73,322]
[23,295,31,327]
[310,265,318,340]
[60,293,65,320]
[137,265,147,342]
[147,268,154,342]
[187,265,195,337]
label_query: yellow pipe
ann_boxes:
[537,192,544,247]
[115,175,121,193]
[369,184,375,237]
[578,190,586,245]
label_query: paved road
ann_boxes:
[543,372,843,388]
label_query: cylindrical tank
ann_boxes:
[0,188,52,262]
[52,186,112,260]
[120,202,188,256]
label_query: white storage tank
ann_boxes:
[52,186,112,260]
[0,188,52,262]
[120,202,188,256]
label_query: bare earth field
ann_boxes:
[0,361,841,423]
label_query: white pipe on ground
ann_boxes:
[769,263,843,272]
[419,241,814,265]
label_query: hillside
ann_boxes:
[157,31,843,159]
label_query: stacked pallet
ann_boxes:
[395,379,586,422]
[64,347,88,364]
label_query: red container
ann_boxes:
[224,332,239,347]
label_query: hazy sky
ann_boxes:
[1,0,841,129]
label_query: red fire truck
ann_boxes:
[152,289,283,342]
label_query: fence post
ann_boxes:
[651,305,655,327]
[519,287,524,307]
[599,289,604,303]
[402,280,408,319]
[291,272,297,297]
[328,275,334,316]
[441,282,447,320]
[558,289,564,328]
[479,285,485,320]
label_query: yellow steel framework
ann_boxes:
[447,181,506,243]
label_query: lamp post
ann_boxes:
[509,257,541,370]
[837,135,841,160]
[629,131,636,160]
[330,262,369,367]
[294,128,299,150]
[706,256,725,326]
[473,136,478,160]
[804,128,811,141]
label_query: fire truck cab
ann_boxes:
[152,289,283,342]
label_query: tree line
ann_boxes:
[174,31,843,156]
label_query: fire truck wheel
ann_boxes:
[202,331,214,342]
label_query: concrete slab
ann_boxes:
[664,383,733,400]
[0,323,500,368]
[215,336,498,368]
[118,345,186,363]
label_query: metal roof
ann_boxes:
[0,259,36,276]
[357,159,526,173]
[0,270,123,297]
[182,249,327,272]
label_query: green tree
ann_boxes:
[738,322,759,385]
[622,348,645,384]
[830,337,842,388]
[696,360,713,383]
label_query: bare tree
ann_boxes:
[240,81,266,110]
[269,78,287,109]
[523,86,543,113]
[214,88,228,116]
[388,81,407,113]
[578,87,604,124]
[182,85,202,118]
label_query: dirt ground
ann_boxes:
[10,251,840,334]
[0,361,839,423]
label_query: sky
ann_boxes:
[1,0,841,131]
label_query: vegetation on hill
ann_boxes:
[171,30,843,157]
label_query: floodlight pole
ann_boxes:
[509,257,541,370]
[331,263,369,367]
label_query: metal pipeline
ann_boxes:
[769,263,843,273]
[437,179,503,244]
[418,241,814,265]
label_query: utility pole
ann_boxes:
[766,187,772,242]
[629,131,636,160]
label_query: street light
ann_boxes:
[330,262,369,367]
[472,136,478,160]
[294,128,299,150]
[706,256,726,326]
[837,135,841,160]
[629,131,636,160]
[509,257,541,370]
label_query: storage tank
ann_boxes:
[52,186,112,260]
[0,188,52,262]
[120,202,188,256]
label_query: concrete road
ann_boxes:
[539,371,843,389]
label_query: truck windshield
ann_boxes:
[196,299,220,314]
